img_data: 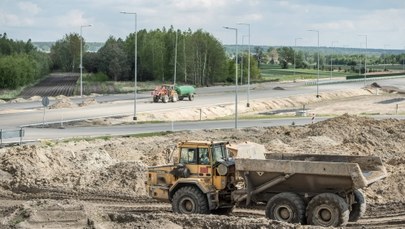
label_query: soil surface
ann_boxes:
[1,83,405,228]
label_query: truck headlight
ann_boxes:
[217,163,228,176]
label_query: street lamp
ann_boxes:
[237,23,250,107]
[241,35,249,85]
[358,34,368,86]
[80,24,92,98]
[330,40,338,80]
[121,11,138,121]
[294,37,302,78]
[403,46,405,71]
[383,44,389,71]
[223,26,238,129]
[308,30,320,97]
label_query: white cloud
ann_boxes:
[56,10,91,28]
[18,2,41,15]
[0,10,34,26]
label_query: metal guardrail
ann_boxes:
[0,128,25,145]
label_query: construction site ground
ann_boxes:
[1,86,405,228]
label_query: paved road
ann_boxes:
[1,76,405,142]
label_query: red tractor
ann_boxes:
[152,84,179,103]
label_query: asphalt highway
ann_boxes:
[1,76,405,143]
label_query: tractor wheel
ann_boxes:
[171,94,178,102]
[162,95,169,103]
[179,96,184,101]
[153,96,159,103]
[306,193,349,227]
[188,94,194,101]
[349,190,366,222]
[265,192,305,224]
[172,186,209,214]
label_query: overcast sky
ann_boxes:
[1,0,405,49]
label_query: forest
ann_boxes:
[1,27,405,90]
[0,33,50,89]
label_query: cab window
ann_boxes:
[212,144,228,163]
[180,148,197,164]
[198,148,209,165]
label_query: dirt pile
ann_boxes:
[49,95,77,109]
[0,114,404,205]
[0,142,147,196]
[0,114,404,228]
[79,97,98,107]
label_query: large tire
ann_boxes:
[172,186,209,214]
[306,193,349,227]
[265,192,305,224]
[162,95,169,103]
[188,94,194,101]
[171,94,178,102]
[179,96,184,101]
[349,190,366,222]
[153,96,159,102]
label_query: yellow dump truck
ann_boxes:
[146,141,387,227]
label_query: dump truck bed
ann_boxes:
[235,153,387,194]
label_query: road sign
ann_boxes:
[42,96,49,107]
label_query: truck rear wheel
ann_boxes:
[172,186,209,214]
[265,192,305,224]
[306,193,349,227]
[349,189,366,222]
[188,94,194,101]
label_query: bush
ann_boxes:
[85,72,109,82]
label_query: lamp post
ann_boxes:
[383,44,389,72]
[403,46,405,71]
[294,37,302,78]
[224,26,238,129]
[241,35,249,85]
[80,24,92,98]
[121,11,138,121]
[358,34,368,86]
[330,40,338,80]
[238,23,250,107]
[308,30,320,97]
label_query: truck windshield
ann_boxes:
[212,144,228,163]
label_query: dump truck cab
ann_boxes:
[146,141,237,214]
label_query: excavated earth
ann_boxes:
[0,113,405,228]
[1,83,405,228]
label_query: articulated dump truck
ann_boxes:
[146,141,387,227]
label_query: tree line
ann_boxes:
[0,33,50,89]
[260,46,405,73]
[51,27,261,86]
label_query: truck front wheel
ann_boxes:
[265,192,305,224]
[306,193,349,227]
[172,186,209,214]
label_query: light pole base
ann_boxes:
[246,103,250,107]
[316,94,321,98]
[133,116,137,121]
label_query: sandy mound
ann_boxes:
[79,97,98,107]
[0,115,403,205]
[49,96,77,109]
